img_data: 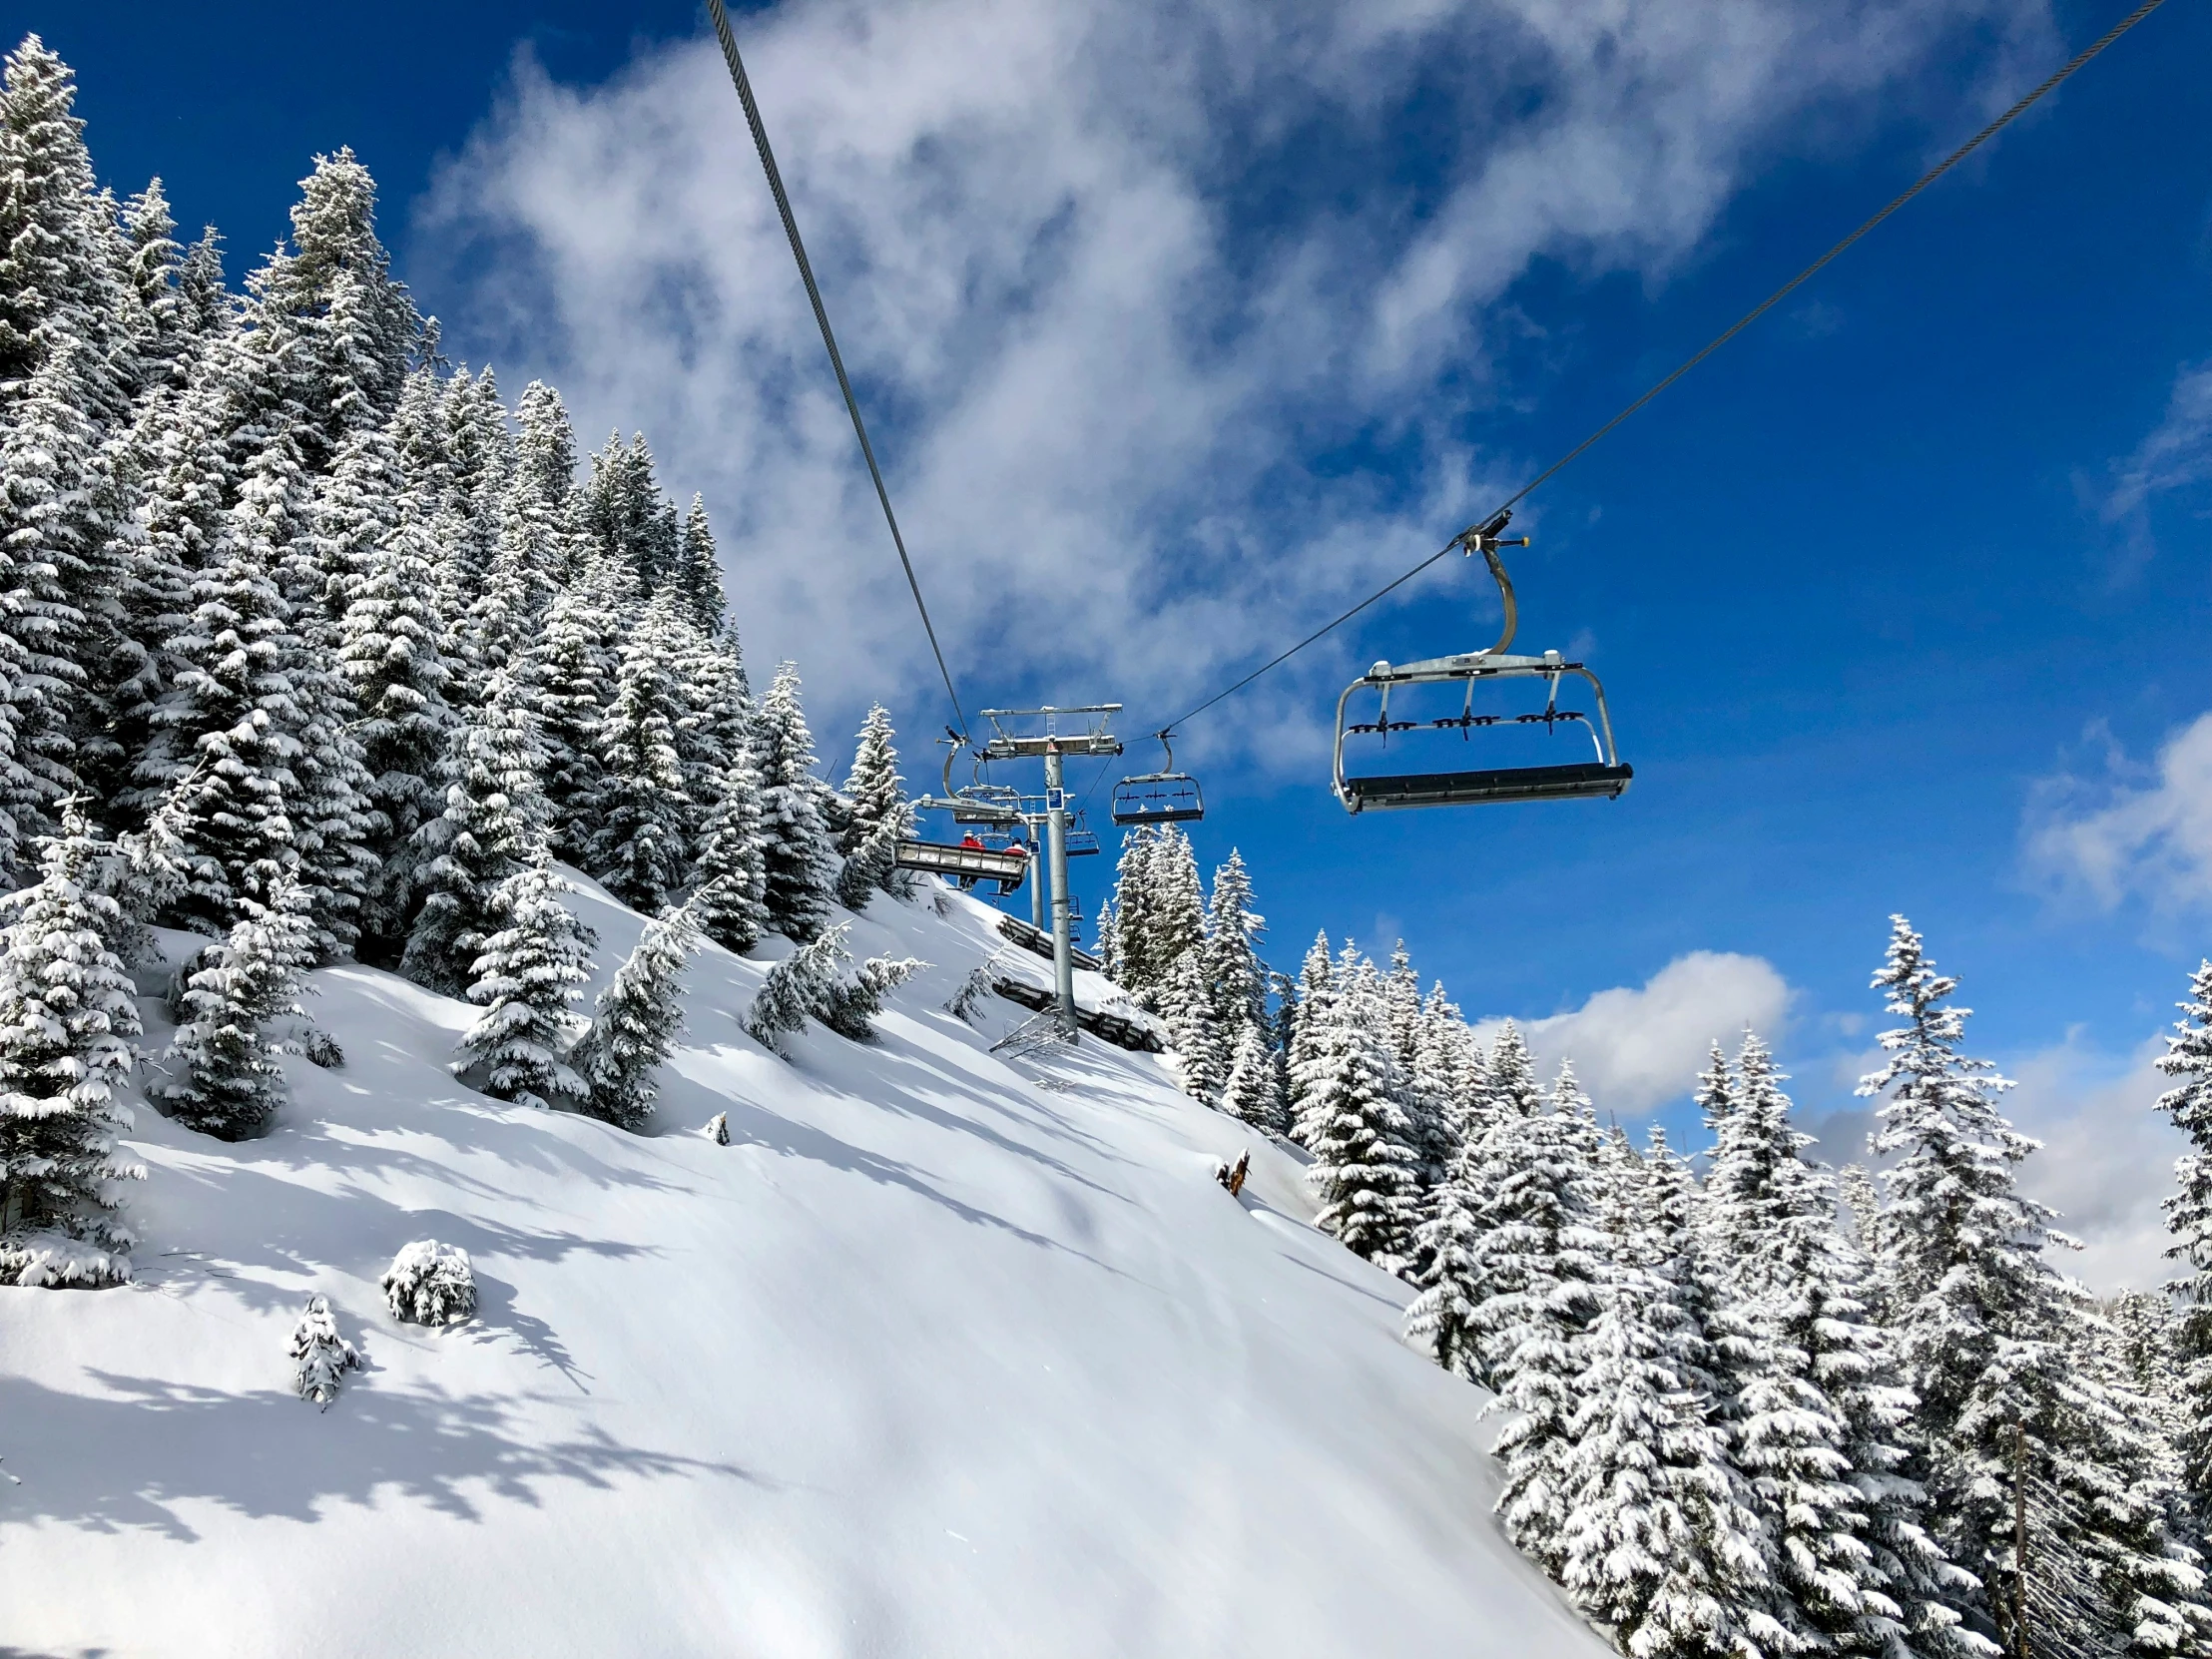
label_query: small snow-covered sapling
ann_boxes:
[290,1294,361,1408]
[943,966,992,1025]
[303,1028,343,1070]
[705,1111,730,1145]
[380,1240,477,1326]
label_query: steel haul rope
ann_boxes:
[706,0,973,741]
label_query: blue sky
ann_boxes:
[27,0,2212,1282]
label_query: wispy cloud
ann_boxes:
[417,0,2051,745]
[2104,356,2212,523]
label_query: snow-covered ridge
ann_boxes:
[0,872,1605,1659]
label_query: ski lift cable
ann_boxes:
[706,0,974,743]
[1157,0,2170,737]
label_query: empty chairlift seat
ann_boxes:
[1109,734,1206,826]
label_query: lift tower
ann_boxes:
[975,707,1123,1031]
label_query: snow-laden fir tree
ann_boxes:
[691,731,771,956]
[1699,1035,1987,1659]
[289,1292,359,1408]
[1103,829,1158,991]
[567,900,700,1131]
[0,807,145,1285]
[399,670,548,995]
[744,925,851,1056]
[1219,1019,1288,1133]
[1299,957,1421,1272]
[1480,1055,1609,1571]
[578,598,691,912]
[1162,946,1229,1104]
[673,493,725,635]
[0,331,98,866]
[2157,957,2212,1512]
[1278,934,1336,1145]
[835,703,910,907]
[1203,849,1268,1041]
[1555,1127,1785,1659]
[1404,1086,1490,1382]
[515,576,617,859]
[754,662,836,943]
[458,855,594,1111]
[1862,916,2207,1658]
[156,874,315,1140]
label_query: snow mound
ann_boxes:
[0,872,1605,1659]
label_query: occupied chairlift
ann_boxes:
[1332,510,1633,814]
[892,740,1031,894]
[1110,732,1206,827]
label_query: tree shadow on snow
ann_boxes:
[0,1368,769,1544]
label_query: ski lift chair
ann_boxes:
[1064,811,1102,857]
[1110,733,1206,826]
[1332,511,1633,815]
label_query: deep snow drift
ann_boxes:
[0,874,1606,1659]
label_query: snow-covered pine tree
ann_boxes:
[1722,1083,1987,1659]
[494,379,583,622]
[399,670,549,995]
[743,924,851,1056]
[567,901,700,1131]
[1862,916,2207,1657]
[330,417,453,949]
[754,661,836,943]
[514,576,617,860]
[1161,946,1230,1105]
[156,874,315,1140]
[691,729,771,956]
[1143,829,1207,1009]
[831,704,909,909]
[1301,960,1421,1272]
[839,703,908,856]
[578,597,691,913]
[1203,849,1268,1039]
[580,430,680,593]
[458,855,594,1111]
[1283,930,1335,1146]
[0,331,99,867]
[1405,1098,1488,1382]
[0,38,130,418]
[674,493,726,636]
[0,807,145,1283]
[1555,1129,1785,1659]
[1219,1019,1288,1133]
[2157,958,2212,1512]
[1477,1052,1609,1570]
[1704,1031,1806,1282]
[1105,828,1159,991]
[289,1292,360,1407]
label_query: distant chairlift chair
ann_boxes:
[1110,733,1206,826]
[1331,510,1633,814]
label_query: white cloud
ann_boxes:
[1990,1035,2180,1294]
[2025,712,2212,913]
[1473,949,1793,1115]
[416,0,2050,748]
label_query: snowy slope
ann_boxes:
[0,875,1605,1659]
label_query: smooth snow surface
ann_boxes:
[0,875,1604,1659]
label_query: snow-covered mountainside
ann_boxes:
[0,874,1606,1659]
